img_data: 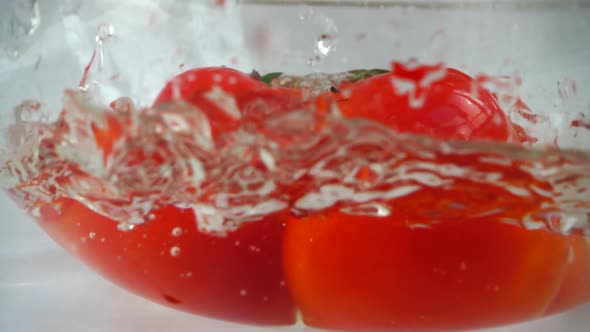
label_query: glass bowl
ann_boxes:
[1,0,589,331]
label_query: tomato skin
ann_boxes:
[36,198,296,325]
[546,233,590,314]
[283,210,570,330]
[317,65,515,143]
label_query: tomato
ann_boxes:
[14,65,589,330]
[153,67,304,137]
[315,63,517,142]
[546,232,590,314]
[27,67,304,325]
[283,63,582,330]
[283,208,571,330]
[35,197,296,325]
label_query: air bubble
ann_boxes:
[89,232,96,239]
[171,227,183,237]
[117,222,135,232]
[170,246,181,257]
[316,34,334,56]
[240,289,248,296]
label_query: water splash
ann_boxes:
[80,24,116,93]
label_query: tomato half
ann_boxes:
[546,232,590,314]
[283,64,582,330]
[35,198,296,325]
[283,209,570,330]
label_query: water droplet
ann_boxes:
[171,227,183,237]
[558,79,577,103]
[89,232,96,239]
[316,34,334,56]
[95,24,115,45]
[170,246,181,257]
[240,289,248,296]
[117,222,135,232]
[308,34,337,67]
[341,203,391,217]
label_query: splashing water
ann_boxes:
[1,28,590,236]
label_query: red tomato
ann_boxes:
[153,67,304,137]
[35,197,296,325]
[283,208,571,330]
[19,65,590,331]
[546,232,590,314]
[28,67,303,325]
[283,63,583,329]
[315,63,517,142]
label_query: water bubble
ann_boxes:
[308,34,337,67]
[170,246,181,257]
[89,232,96,239]
[171,227,183,237]
[117,222,135,232]
[316,34,334,56]
[341,203,391,217]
